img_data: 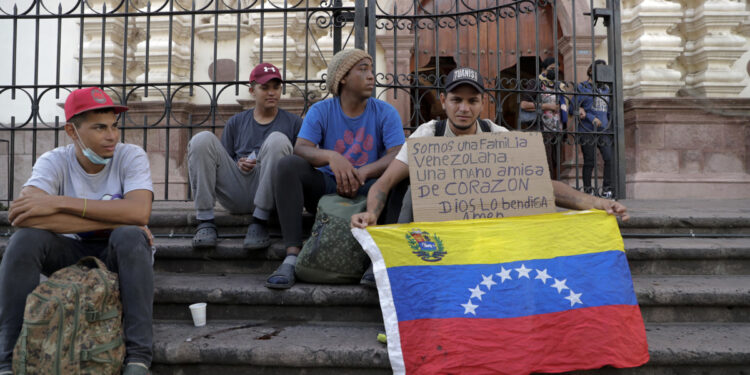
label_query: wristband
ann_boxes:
[82,198,87,218]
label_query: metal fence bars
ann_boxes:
[0,0,624,203]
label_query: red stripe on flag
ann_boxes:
[399,304,649,375]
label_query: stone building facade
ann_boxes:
[620,0,750,198]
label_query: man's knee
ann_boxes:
[109,227,152,263]
[278,154,308,173]
[188,131,220,154]
[264,132,292,150]
[3,228,55,262]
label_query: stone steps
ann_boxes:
[151,272,750,324]
[148,320,750,375]
[1,199,749,373]
[5,236,749,276]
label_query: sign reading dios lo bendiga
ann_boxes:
[408,131,556,222]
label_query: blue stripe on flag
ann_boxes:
[388,250,637,321]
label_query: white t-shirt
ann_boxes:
[25,143,153,201]
[395,119,510,165]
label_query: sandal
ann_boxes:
[243,223,271,250]
[265,262,296,289]
[360,264,376,288]
[192,221,218,249]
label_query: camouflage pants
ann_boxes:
[0,226,154,371]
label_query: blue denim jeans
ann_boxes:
[0,226,154,371]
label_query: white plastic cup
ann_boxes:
[189,302,207,327]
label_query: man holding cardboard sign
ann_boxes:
[351,67,628,229]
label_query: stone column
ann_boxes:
[620,0,685,97]
[78,0,145,87]
[133,13,192,101]
[377,33,413,127]
[249,0,306,86]
[678,0,749,97]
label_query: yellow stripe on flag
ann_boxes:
[365,210,624,268]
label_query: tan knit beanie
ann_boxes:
[326,48,372,96]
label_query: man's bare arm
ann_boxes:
[351,159,409,228]
[294,138,364,195]
[9,186,154,230]
[356,145,402,181]
[552,181,629,221]
[293,138,339,167]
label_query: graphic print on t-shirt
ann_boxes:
[334,127,374,167]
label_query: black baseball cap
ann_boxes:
[445,67,485,93]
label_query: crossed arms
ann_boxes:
[9,186,153,234]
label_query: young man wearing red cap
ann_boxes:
[263,48,406,289]
[0,87,155,375]
[187,62,302,249]
[351,67,628,230]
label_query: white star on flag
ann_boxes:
[565,290,583,307]
[551,278,569,293]
[535,269,551,284]
[515,264,531,279]
[496,267,513,283]
[480,274,497,290]
[461,300,478,315]
[468,285,485,301]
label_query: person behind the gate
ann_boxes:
[0,87,155,375]
[264,48,406,289]
[351,66,629,229]
[188,62,302,250]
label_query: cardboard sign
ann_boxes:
[408,131,556,222]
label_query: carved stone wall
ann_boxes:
[624,97,750,198]
[621,0,750,97]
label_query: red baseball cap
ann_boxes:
[64,87,128,122]
[249,63,283,85]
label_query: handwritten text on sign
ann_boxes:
[408,131,555,222]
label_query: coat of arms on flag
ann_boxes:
[352,210,649,375]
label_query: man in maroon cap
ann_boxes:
[188,62,302,250]
[0,87,155,375]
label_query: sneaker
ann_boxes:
[123,362,150,375]
[601,189,614,199]
[244,223,271,250]
[583,187,595,195]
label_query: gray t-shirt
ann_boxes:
[25,143,153,200]
[221,108,303,160]
[24,143,153,239]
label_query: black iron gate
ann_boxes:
[0,0,623,204]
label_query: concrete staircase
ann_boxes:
[1,199,749,374]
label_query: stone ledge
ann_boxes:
[151,321,750,370]
[633,275,750,306]
[154,273,380,306]
[152,320,389,368]
[153,272,750,308]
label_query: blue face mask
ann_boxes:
[72,125,111,165]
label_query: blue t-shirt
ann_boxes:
[298,97,405,176]
[575,81,611,132]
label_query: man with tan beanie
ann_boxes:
[264,48,405,289]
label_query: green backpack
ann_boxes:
[295,194,370,283]
[13,256,125,375]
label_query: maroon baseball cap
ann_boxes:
[64,87,128,122]
[249,63,283,84]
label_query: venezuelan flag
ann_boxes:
[352,210,649,375]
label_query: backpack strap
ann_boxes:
[479,119,492,132]
[434,119,447,137]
